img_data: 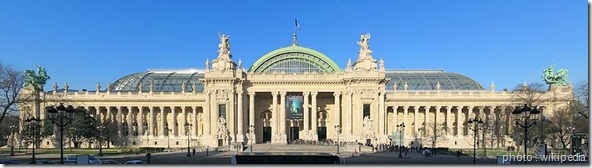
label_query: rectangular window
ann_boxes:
[219,104,226,119]
[363,104,370,118]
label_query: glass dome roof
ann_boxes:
[110,69,204,92]
[385,70,485,91]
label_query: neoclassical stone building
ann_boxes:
[19,33,573,149]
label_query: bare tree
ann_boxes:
[0,62,26,124]
[510,82,547,151]
[425,122,446,148]
[547,109,572,154]
[574,81,588,119]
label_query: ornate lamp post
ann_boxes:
[512,104,540,164]
[24,117,41,164]
[249,124,254,153]
[397,123,405,158]
[467,117,483,164]
[97,124,105,156]
[47,103,76,164]
[334,124,341,155]
[9,124,17,156]
[566,126,575,155]
[185,123,192,157]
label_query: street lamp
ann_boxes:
[512,104,540,164]
[9,124,17,156]
[397,123,405,158]
[334,124,341,155]
[97,124,105,156]
[46,103,76,164]
[24,117,41,164]
[249,124,254,153]
[467,117,484,164]
[185,123,192,157]
[566,126,575,155]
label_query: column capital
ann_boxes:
[248,91,256,96]
[280,91,287,96]
[237,89,244,95]
[333,91,341,97]
[311,91,318,96]
[272,91,279,96]
[303,91,310,96]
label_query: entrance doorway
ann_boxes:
[289,127,299,142]
[318,127,327,141]
[262,127,272,143]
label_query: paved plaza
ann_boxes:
[1,144,587,164]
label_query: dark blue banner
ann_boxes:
[286,95,303,119]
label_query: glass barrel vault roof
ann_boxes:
[385,70,485,91]
[110,70,204,92]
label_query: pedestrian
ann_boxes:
[146,153,152,164]
[192,148,196,156]
[456,150,460,158]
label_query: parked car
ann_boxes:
[0,160,20,164]
[124,160,144,164]
[65,155,102,164]
[100,159,121,164]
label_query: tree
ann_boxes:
[547,109,572,154]
[0,62,25,125]
[0,115,19,146]
[425,122,446,148]
[573,81,588,119]
[66,107,97,148]
[510,82,547,151]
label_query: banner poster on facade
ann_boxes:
[286,95,303,119]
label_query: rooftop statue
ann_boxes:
[356,33,373,61]
[24,65,50,90]
[217,34,232,60]
[542,65,570,86]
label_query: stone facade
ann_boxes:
[17,33,573,149]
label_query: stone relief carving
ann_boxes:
[361,116,375,139]
[212,34,235,72]
[217,117,229,139]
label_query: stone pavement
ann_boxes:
[0,145,505,164]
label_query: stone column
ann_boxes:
[205,91,211,135]
[311,91,318,140]
[150,106,155,137]
[248,91,256,144]
[272,91,279,136]
[193,107,198,136]
[344,91,351,135]
[107,107,112,122]
[466,106,473,136]
[139,107,144,136]
[456,106,462,137]
[303,92,310,135]
[127,106,133,136]
[445,106,451,135]
[424,106,428,137]
[280,91,287,141]
[413,106,418,136]
[435,106,441,131]
[393,106,398,135]
[378,92,384,135]
[160,106,166,137]
[172,107,177,137]
[117,107,122,137]
[333,92,341,127]
[403,106,408,135]
[182,106,187,136]
[237,90,244,143]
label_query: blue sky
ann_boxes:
[0,0,587,91]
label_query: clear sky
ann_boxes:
[0,0,587,91]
